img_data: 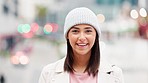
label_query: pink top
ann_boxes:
[70,72,98,83]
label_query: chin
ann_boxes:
[76,51,90,56]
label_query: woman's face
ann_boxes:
[67,24,96,56]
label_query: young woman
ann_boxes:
[39,7,124,83]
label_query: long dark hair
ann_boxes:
[64,31,100,77]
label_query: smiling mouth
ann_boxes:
[76,43,88,47]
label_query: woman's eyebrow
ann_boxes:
[71,26,79,29]
[84,27,93,29]
[71,26,93,30]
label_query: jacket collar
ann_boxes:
[55,57,65,72]
[55,57,113,73]
[99,58,113,73]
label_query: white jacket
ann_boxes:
[38,58,124,83]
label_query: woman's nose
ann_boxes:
[78,33,86,41]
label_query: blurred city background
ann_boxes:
[0,0,148,83]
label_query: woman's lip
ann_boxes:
[77,43,88,45]
[76,43,89,48]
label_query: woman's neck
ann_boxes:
[73,52,91,73]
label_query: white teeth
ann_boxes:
[78,44,87,46]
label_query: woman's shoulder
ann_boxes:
[111,65,124,83]
[111,65,122,72]
[42,58,65,72]
[111,65,123,77]
[100,58,123,77]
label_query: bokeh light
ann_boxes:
[50,23,58,32]
[17,24,31,33]
[139,8,147,17]
[10,51,29,65]
[22,24,31,33]
[10,55,19,65]
[43,24,53,34]
[97,14,105,23]
[31,22,39,33]
[130,9,138,19]
[17,24,24,33]
[19,55,29,65]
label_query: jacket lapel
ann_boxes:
[98,72,119,83]
[52,58,69,83]
[98,58,119,83]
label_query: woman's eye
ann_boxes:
[86,30,92,33]
[72,30,78,32]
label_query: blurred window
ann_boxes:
[96,0,138,6]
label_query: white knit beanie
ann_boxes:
[64,7,101,39]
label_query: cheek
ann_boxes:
[68,39,76,50]
[68,34,78,40]
[91,38,96,45]
[68,35,77,45]
[88,35,96,45]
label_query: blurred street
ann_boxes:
[0,39,60,83]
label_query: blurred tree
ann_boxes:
[36,5,47,26]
